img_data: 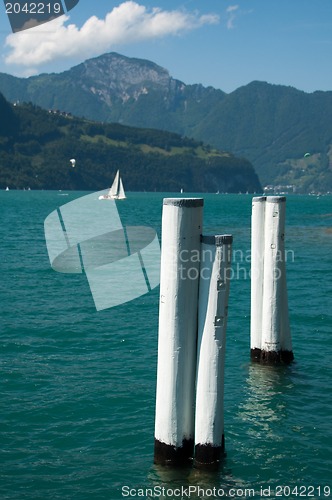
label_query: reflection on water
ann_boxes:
[148,462,251,500]
[238,364,295,443]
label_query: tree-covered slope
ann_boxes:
[192,81,332,191]
[0,95,261,192]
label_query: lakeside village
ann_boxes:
[263,184,331,196]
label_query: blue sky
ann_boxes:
[0,0,331,93]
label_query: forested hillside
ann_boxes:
[0,94,261,192]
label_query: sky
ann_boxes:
[0,0,331,94]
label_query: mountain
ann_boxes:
[0,94,261,192]
[0,92,18,136]
[0,53,225,133]
[193,81,332,193]
[1,52,332,192]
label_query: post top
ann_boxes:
[266,196,286,203]
[201,234,233,246]
[252,196,266,203]
[163,198,204,207]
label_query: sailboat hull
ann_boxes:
[98,194,126,200]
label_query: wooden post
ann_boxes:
[154,198,203,466]
[194,234,233,468]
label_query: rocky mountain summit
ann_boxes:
[76,52,175,105]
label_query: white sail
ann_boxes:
[118,178,126,199]
[99,170,126,200]
[109,170,120,197]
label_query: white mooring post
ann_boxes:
[194,234,233,468]
[154,198,203,466]
[251,196,294,364]
[250,196,266,361]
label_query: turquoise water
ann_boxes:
[0,191,331,500]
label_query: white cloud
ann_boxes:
[4,1,219,70]
[226,4,239,29]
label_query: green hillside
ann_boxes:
[193,81,332,192]
[0,95,261,192]
[1,53,331,192]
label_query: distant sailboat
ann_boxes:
[5,186,9,191]
[99,170,126,200]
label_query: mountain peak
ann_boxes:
[82,52,170,79]
[71,52,174,104]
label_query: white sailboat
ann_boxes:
[99,170,126,200]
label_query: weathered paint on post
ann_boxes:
[154,198,203,466]
[250,196,266,361]
[259,196,294,364]
[194,234,233,468]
